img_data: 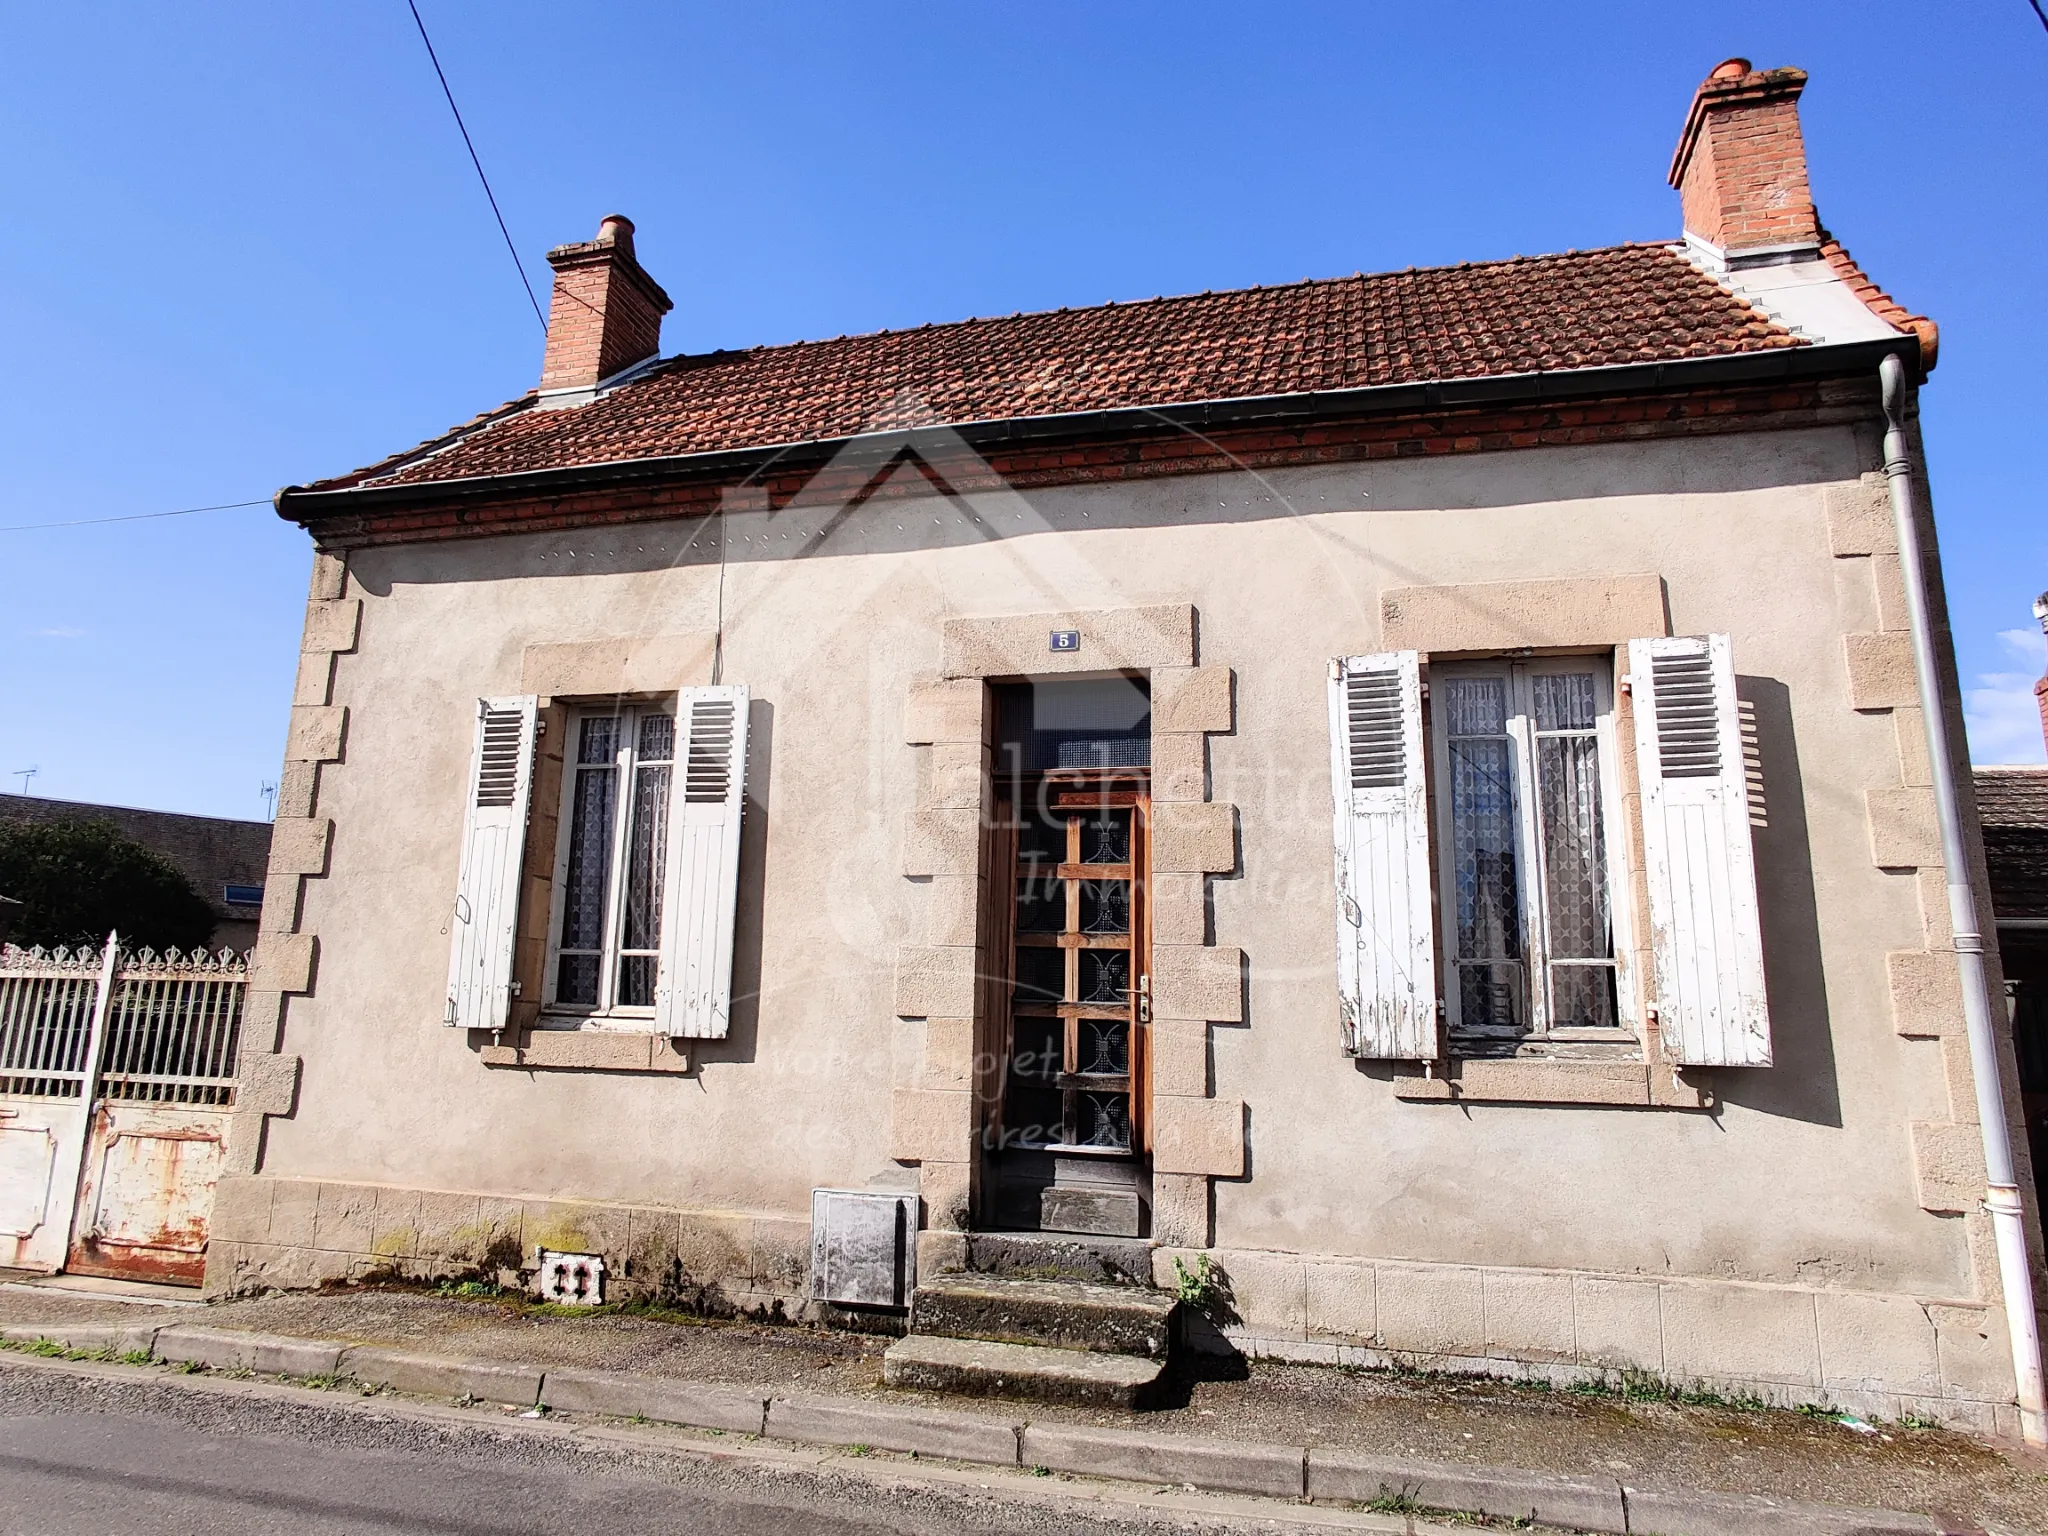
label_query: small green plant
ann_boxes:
[1896,1413,1942,1431]
[1172,1253,1218,1308]
[173,1359,205,1374]
[1030,1465,1051,1478]
[114,1350,154,1367]
[845,1443,872,1457]
[1363,1490,1422,1514]
[433,1279,505,1300]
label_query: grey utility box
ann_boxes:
[810,1188,917,1308]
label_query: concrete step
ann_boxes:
[913,1274,1178,1359]
[962,1230,1153,1287]
[882,1334,1164,1409]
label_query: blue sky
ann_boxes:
[2,3,2044,819]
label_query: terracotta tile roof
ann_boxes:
[309,242,1804,493]
[1979,767,2048,924]
[1818,226,1938,372]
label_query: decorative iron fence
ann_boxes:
[0,938,245,1105]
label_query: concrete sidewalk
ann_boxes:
[0,1283,2035,1534]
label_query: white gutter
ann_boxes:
[1880,351,2047,1446]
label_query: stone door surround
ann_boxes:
[892,603,1244,1268]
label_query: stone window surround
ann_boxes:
[890,603,1246,1264]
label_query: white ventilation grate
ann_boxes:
[474,708,526,807]
[1652,652,1721,778]
[683,697,737,803]
[1346,669,1406,789]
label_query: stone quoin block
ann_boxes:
[902,808,981,878]
[1910,1120,1984,1214]
[1150,801,1237,874]
[1843,631,1919,712]
[236,1053,301,1117]
[1824,475,1896,556]
[267,818,332,878]
[285,705,348,764]
[903,678,987,746]
[889,1087,973,1164]
[1148,732,1207,803]
[893,945,978,1019]
[1151,946,1243,1023]
[1866,786,1942,869]
[248,933,316,996]
[1887,948,1961,1038]
[301,597,362,654]
[1150,666,1234,735]
[1151,1096,1244,1178]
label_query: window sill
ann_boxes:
[480,1031,690,1075]
[1392,1058,1714,1108]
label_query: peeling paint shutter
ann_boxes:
[1628,635,1771,1066]
[655,685,750,1038]
[1327,651,1438,1058]
[446,695,538,1030]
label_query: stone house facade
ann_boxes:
[208,60,2044,1436]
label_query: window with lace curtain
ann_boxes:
[543,702,676,1022]
[1427,658,1632,1056]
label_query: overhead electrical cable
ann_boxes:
[403,0,548,331]
[0,499,271,535]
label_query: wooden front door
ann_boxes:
[993,770,1151,1164]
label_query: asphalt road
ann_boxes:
[0,1360,1310,1536]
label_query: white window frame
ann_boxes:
[542,699,677,1028]
[1427,654,1637,1049]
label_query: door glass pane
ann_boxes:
[1015,879,1064,934]
[1079,881,1129,934]
[1080,949,1128,1006]
[1081,1018,1130,1076]
[1079,810,1130,865]
[1014,948,1064,1004]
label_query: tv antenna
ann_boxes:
[12,766,37,796]
[260,781,278,821]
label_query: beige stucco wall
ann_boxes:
[213,419,2030,1429]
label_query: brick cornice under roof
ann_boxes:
[298,242,1813,498]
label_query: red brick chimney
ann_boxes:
[539,215,673,397]
[1668,58,1820,261]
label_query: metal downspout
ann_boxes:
[1879,352,2047,1445]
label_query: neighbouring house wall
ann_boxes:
[0,793,272,951]
[210,419,2036,1433]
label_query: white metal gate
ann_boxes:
[0,936,244,1284]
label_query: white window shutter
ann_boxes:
[1327,651,1438,1059]
[655,685,750,1038]
[446,695,538,1030]
[1628,635,1771,1066]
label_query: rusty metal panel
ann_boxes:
[66,1104,228,1286]
[809,1189,916,1309]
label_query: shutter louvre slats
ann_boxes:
[446,695,538,1030]
[1628,635,1771,1066]
[655,685,750,1039]
[1328,651,1438,1059]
